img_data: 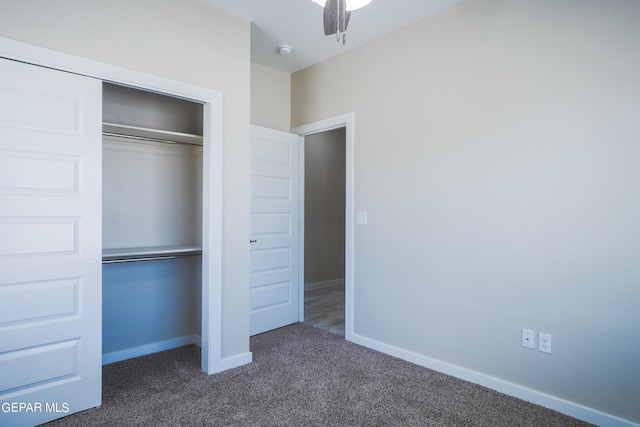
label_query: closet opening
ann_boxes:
[101,82,204,364]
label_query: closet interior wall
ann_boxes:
[101,82,204,364]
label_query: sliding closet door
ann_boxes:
[0,58,102,426]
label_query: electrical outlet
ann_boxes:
[539,333,552,354]
[521,329,534,349]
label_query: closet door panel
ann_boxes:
[0,58,102,427]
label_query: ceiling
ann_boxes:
[202,0,463,73]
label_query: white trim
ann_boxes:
[291,113,355,341]
[297,137,306,321]
[0,37,228,375]
[350,332,639,427]
[200,96,228,374]
[102,335,201,365]
[305,278,345,291]
[217,352,254,372]
[0,38,213,102]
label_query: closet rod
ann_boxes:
[102,245,202,264]
[102,255,177,264]
[102,132,202,147]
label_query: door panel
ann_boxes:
[250,126,299,336]
[0,58,102,426]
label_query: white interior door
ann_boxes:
[0,58,102,426]
[250,126,299,335]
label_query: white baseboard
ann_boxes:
[102,335,201,365]
[216,351,253,372]
[349,332,638,427]
[305,278,345,291]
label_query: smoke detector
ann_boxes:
[278,45,293,55]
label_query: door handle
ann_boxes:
[250,240,257,243]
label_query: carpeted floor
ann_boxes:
[44,323,593,426]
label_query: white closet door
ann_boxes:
[250,126,299,335]
[0,58,102,426]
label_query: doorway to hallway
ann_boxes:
[304,282,345,336]
[301,127,346,336]
[292,113,355,341]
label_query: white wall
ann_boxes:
[251,62,291,131]
[292,0,640,424]
[0,0,252,361]
[305,128,346,285]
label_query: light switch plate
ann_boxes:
[356,211,368,225]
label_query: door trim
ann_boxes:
[0,37,229,374]
[291,113,355,341]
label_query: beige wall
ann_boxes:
[251,63,291,131]
[304,128,346,285]
[292,0,640,423]
[0,0,251,360]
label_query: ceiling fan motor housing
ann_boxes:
[324,0,351,35]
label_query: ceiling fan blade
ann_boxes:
[324,0,351,35]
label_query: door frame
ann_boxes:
[0,37,228,374]
[291,113,355,340]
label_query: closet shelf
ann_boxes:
[102,245,202,264]
[103,122,203,146]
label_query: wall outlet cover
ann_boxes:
[522,329,535,349]
[539,333,552,354]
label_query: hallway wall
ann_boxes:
[304,128,346,286]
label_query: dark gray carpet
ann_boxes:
[45,323,593,426]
